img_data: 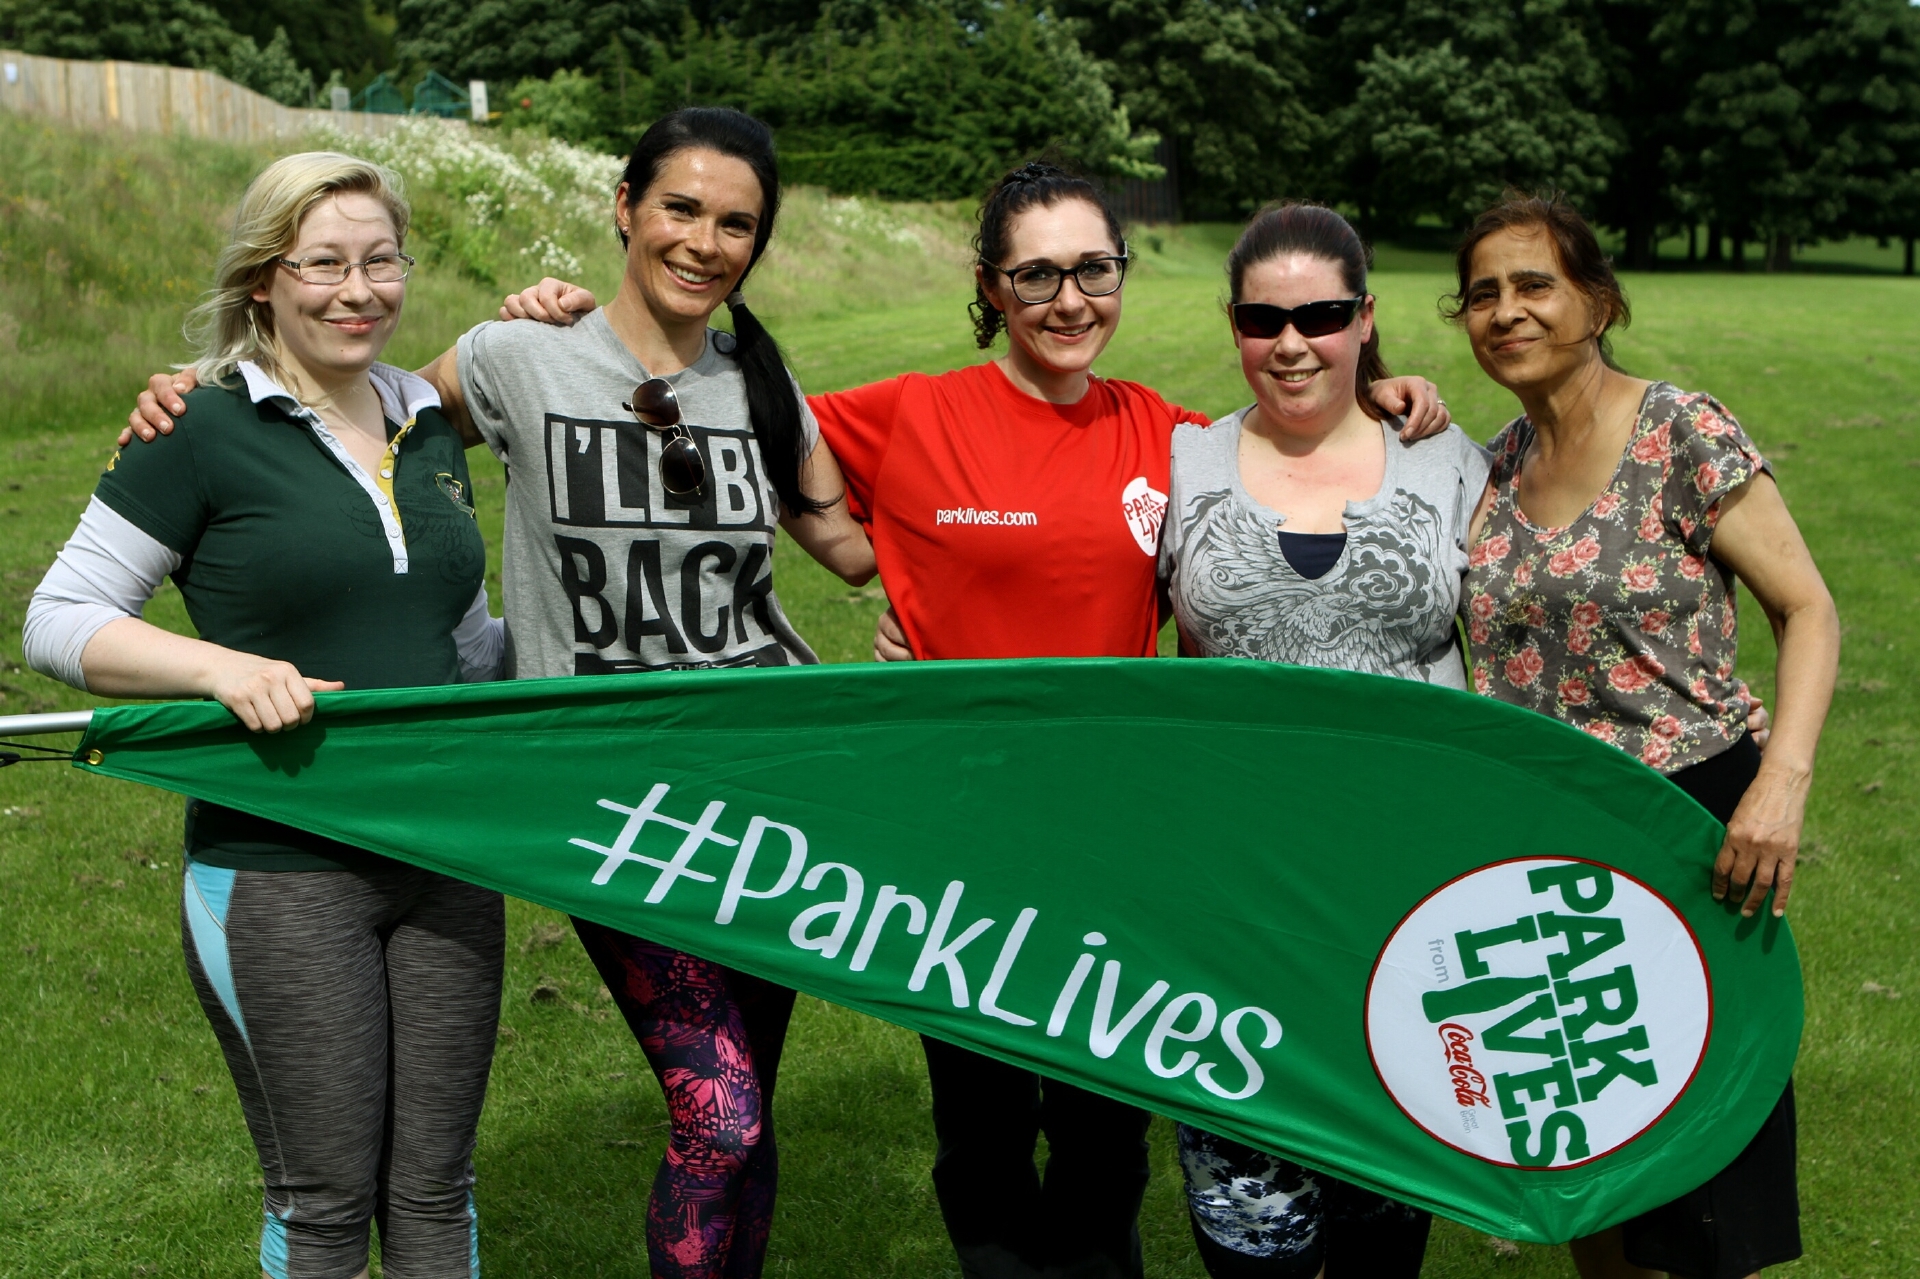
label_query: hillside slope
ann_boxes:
[0,115,975,436]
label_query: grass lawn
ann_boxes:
[2,126,1916,1276]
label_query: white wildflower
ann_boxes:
[521,235,583,277]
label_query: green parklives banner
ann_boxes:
[74,658,1801,1244]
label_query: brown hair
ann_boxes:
[969,159,1127,350]
[1226,202,1390,419]
[1442,189,1630,367]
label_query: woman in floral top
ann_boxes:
[1453,194,1839,1279]
[1466,381,1770,772]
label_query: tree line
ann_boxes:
[6,0,1919,266]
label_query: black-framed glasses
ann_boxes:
[1231,296,1366,339]
[984,254,1130,305]
[623,378,707,499]
[276,254,416,285]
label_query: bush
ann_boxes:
[501,69,608,152]
[313,118,624,287]
[226,26,315,108]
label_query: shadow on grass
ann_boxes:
[474,1027,956,1278]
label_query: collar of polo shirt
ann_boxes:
[235,360,444,576]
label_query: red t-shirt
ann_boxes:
[809,362,1208,659]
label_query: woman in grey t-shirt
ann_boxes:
[1158,204,1486,1278]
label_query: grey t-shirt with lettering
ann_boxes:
[457,310,819,679]
[1160,409,1491,688]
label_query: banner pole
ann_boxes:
[0,710,94,737]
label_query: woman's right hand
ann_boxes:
[206,652,344,733]
[873,607,914,662]
[123,370,200,445]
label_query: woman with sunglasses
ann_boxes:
[122,109,875,1279]
[28,152,505,1279]
[1152,202,1489,1279]
[1453,193,1834,1279]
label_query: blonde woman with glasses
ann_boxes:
[26,153,505,1279]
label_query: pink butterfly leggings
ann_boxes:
[572,918,796,1279]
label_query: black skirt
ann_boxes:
[1620,734,1802,1279]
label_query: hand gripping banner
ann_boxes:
[70,658,1801,1243]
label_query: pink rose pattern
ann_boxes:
[1463,383,1768,774]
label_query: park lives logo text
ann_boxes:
[567,782,1284,1102]
[1122,476,1168,555]
[1366,858,1710,1169]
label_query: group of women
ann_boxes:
[25,102,1836,1279]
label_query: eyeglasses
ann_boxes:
[622,378,707,499]
[984,255,1129,305]
[1231,297,1366,339]
[275,254,415,285]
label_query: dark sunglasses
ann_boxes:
[1231,296,1366,340]
[622,378,707,499]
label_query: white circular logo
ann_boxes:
[1365,858,1711,1169]
[1120,476,1168,555]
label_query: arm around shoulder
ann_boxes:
[780,436,876,586]
[418,344,483,449]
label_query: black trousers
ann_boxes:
[1621,734,1802,1279]
[922,1035,1153,1279]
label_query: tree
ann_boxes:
[1586,0,1691,269]
[0,0,245,69]
[1310,0,1618,233]
[226,25,315,105]
[1655,0,1823,268]
[204,0,388,83]
[1054,0,1317,218]
[1778,0,1920,263]
[394,0,683,83]
[486,2,1157,198]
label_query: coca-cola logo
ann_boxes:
[1365,858,1711,1169]
[1438,1022,1492,1110]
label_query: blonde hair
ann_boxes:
[186,151,410,387]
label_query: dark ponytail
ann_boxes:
[1226,203,1391,420]
[618,108,826,517]
[970,159,1127,350]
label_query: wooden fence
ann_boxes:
[0,49,463,146]
[1111,135,1181,226]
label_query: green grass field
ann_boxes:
[1,119,1915,1277]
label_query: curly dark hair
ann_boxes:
[1441,189,1631,368]
[968,160,1127,350]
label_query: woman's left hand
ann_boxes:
[1368,376,1451,441]
[500,278,598,324]
[1713,766,1809,917]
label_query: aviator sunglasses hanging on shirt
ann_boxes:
[623,377,708,499]
[1231,296,1366,339]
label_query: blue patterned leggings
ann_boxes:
[1176,1125,1431,1278]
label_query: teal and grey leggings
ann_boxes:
[181,855,505,1279]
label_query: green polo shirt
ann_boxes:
[94,369,487,870]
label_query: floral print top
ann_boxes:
[1463,382,1770,774]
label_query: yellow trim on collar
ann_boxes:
[375,417,417,536]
